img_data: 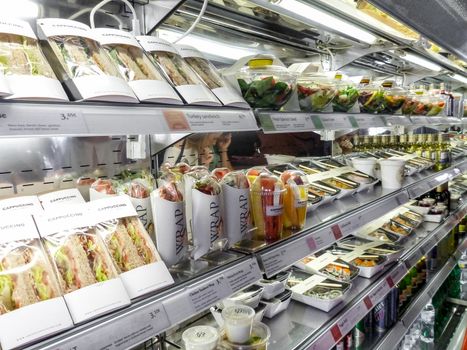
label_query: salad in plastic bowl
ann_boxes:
[332,84,359,112]
[382,86,408,114]
[297,73,337,112]
[237,57,296,110]
[402,95,445,116]
[358,84,385,113]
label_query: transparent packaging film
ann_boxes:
[0,33,56,79]
[185,56,225,89]
[48,35,121,79]
[43,227,119,294]
[0,237,62,313]
[95,216,159,274]
[150,50,202,87]
[103,43,165,82]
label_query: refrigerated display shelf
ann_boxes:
[24,256,262,350]
[446,305,467,350]
[263,200,467,350]
[373,237,467,350]
[0,101,258,137]
[257,111,464,133]
[255,158,466,278]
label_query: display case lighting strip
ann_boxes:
[272,0,378,45]
[401,52,443,72]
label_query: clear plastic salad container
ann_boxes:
[332,81,359,112]
[382,85,408,114]
[237,57,296,110]
[358,84,385,113]
[297,73,337,112]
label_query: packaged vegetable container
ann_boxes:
[137,36,221,106]
[237,56,296,110]
[34,204,131,323]
[250,173,285,243]
[358,83,385,114]
[221,171,251,247]
[332,80,359,112]
[37,18,138,102]
[297,73,337,112]
[382,84,407,114]
[90,196,174,298]
[280,170,308,230]
[176,44,249,108]
[0,17,68,100]
[93,29,182,104]
[295,252,359,282]
[151,178,187,266]
[0,214,73,350]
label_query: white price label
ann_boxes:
[317,115,352,130]
[369,280,391,305]
[308,328,341,350]
[164,109,257,132]
[0,107,88,136]
[225,259,262,291]
[260,240,310,277]
[405,250,423,269]
[349,115,386,128]
[408,184,429,199]
[261,113,316,132]
[337,301,367,335]
[389,264,408,285]
[54,303,169,350]
[188,275,233,313]
[386,116,412,126]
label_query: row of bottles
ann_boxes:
[397,258,428,316]
[352,133,452,171]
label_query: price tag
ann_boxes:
[188,275,233,313]
[54,302,169,350]
[348,115,386,128]
[0,107,88,136]
[331,224,343,240]
[405,250,423,269]
[337,301,368,336]
[260,113,315,132]
[316,115,352,130]
[330,324,343,342]
[363,296,373,310]
[259,239,309,277]
[408,183,429,199]
[387,116,412,126]
[163,109,257,132]
[225,259,262,291]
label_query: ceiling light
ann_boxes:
[402,53,442,72]
[273,0,378,44]
[158,30,255,60]
[2,0,39,19]
[451,74,467,84]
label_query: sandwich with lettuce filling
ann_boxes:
[0,244,61,314]
[46,229,118,293]
[97,217,158,273]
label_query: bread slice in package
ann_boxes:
[176,45,249,108]
[36,18,138,103]
[0,214,73,350]
[137,36,221,106]
[93,28,183,104]
[34,204,131,323]
[0,17,68,101]
[89,195,174,298]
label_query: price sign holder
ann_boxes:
[259,113,315,133]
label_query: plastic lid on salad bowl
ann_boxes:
[237,56,297,110]
[332,79,359,112]
[297,72,337,112]
[250,173,285,193]
[358,83,385,114]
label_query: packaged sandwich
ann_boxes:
[37,18,137,102]
[91,196,173,298]
[176,44,248,107]
[221,171,251,246]
[0,17,68,100]
[0,214,72,349]
[137,36,221,106]
[35,205,130,323]
[38,188,85,209]
[93,28,182,104]
[184,166,210,234]
[152,179,187,266]
[191,176,223,259]
[90,178,120,200]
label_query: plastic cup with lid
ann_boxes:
[182,325,219,350]
[222,305,256,344]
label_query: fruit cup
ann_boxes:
[250,173,285,243]
[280,170,308,230]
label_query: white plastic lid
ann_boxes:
[182,326,219,350]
